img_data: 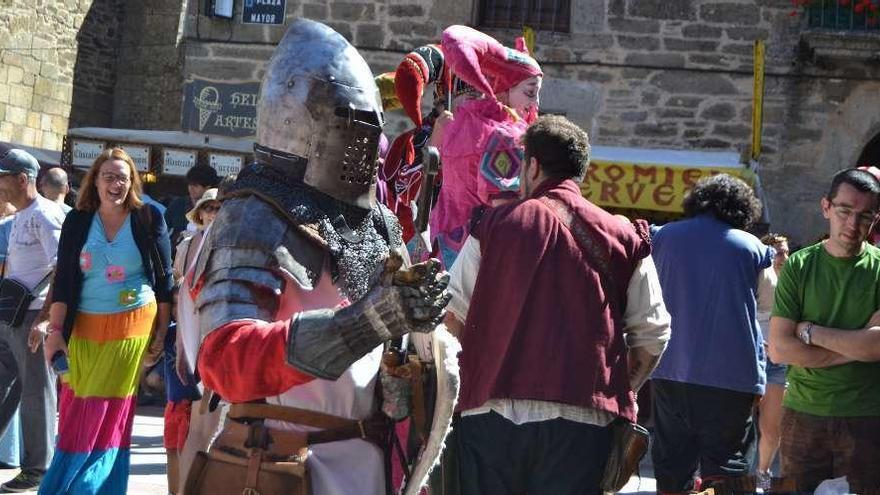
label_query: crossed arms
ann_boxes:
[768,311,880,368]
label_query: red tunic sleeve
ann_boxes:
[198,319,315,402]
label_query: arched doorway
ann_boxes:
[857,132,880,167]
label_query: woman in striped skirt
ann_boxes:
[39,147,173,494]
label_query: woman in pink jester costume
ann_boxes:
[429,25,543,268]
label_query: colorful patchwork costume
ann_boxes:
[429,26,542,267]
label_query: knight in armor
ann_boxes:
[186,20,454,495]
[430,25,543,268]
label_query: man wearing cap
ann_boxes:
[0,149,65,492]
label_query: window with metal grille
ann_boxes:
[807,0,880,31]
[478,0,571,33]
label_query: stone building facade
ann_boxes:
[2,0,879,243]
[180,0,880,243]
[0,0,121,150]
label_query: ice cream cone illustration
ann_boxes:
[194,86,222,131]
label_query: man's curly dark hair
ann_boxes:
[682,174,762,230]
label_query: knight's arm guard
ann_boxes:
[288,284,411,380]
[193,197,326,400]
[289,252,451,381]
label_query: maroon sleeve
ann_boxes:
[198,319,315,402]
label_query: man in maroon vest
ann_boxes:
[445,115,671,494]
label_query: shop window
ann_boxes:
[477,0,571,33]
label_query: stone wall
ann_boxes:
[177,0,880,243]
[111,1,187,130]
[0,0,123,150]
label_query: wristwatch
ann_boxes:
[798,322,814,345]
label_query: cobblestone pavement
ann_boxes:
[0,405,657,494]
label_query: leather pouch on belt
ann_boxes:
[184,421,310,495]
[600,419,649,493]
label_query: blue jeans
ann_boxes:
[0,310,56,473]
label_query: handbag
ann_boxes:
[185,446,309,495]
[0,259,52,327]
[600,418,650,492]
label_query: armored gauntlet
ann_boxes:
[287,256,451,380]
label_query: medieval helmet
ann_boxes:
[256,19,384,209]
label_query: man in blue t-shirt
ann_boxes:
[650,174,773,493]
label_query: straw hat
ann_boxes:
[185,188,219,228]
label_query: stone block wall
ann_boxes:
[0,0,123,150]
[111,0,187,130]
[177,0,880,242]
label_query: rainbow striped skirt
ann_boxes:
[39,301,156,495]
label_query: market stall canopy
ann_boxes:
[583,145,754,213]
[0,141,62,169]
[63,128,254,178]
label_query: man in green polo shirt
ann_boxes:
[769,168,880,493]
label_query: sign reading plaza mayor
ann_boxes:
[181,78,260,138]
[242,0,286,25]
[581,160,752,213]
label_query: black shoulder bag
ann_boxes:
[0,261,52,327]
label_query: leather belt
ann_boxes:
[223,403,391,455]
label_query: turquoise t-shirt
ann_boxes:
[79,214,155,314]
[773,242,880,417]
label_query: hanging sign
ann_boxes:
[122,145,151,172]
[163,149,198,176]
[210,153,243,177]
[242,0,286,25]
[71,140,105,168]
[182,78,260,138]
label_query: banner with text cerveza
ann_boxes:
[582,160,753,213]
[181,78,260,138]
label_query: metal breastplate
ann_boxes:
[227,161,402,302]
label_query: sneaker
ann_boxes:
[756,470,772,493]
[0,470,42,493]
